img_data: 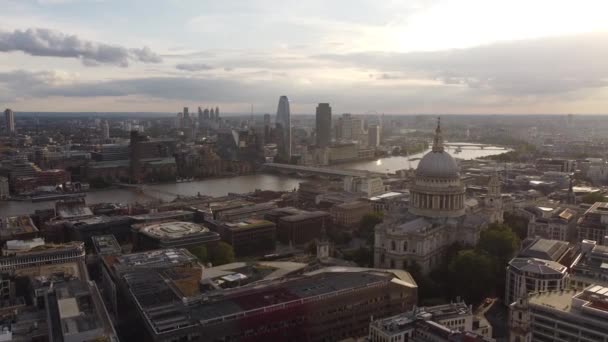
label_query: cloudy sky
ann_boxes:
[1,0,608,114]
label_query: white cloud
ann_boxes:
[0,28,162,66]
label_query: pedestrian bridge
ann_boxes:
[262,163,381,178]
[443,143,507,150]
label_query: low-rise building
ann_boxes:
[216,219,276,257]
[91,234,122,256]
[45,279,118,342]
[277,210,330,246]
[106,255,417,342]
[528,207,578,241]
[132,220,220,251]
[215,201,277,221]
[65,215,134,246]
[369,301,494,342]
[509,285,608,342]
[504,257,569,305]
[0,216,39,244]
[330,200,373,228]
[368,191,409,213]
[0,238,85,272]
[570,240,608,290]
[0,176,9,199]
[577,202,608,245]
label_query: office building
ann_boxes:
[504,257,569,305]
[4,108,14,135]
[216,219,276,256]
[132,220,220,251]
[0,176,8,200]
[102,120,110,140]
[331,201,373,228]
[315,103,332,147]
[45,279,118,342]
[91,235,123,256]
[106,255,417,342]
[214,202,277,221]
[0,238,85,271]
[0,216,39,244]
[65,215,134,246]
[577,202,608,245]
[509,285,608,342]
[570,240,608,290]
[273,210,330,245]
[275,95,291,161]
[369,301,494,342]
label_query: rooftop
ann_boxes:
[587,202,608,215]
[369,191,407,201]
[91,235,122,256]
[334,201,370,210]
[134,221,210,239]
[121,264,416,336]
[279,211,329,222]
[50,279,117,340]
[2,238,84,256]
[509,257,568,275]
[0,216,38,240]
[223,219,275,231]
[130,210,193,222]
[113,248,198,270]
[520,238,570,262]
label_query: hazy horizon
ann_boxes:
[1,0,608,114]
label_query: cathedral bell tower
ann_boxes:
[485,170,504,223]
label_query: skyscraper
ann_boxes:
[102,120,110,140]
[315,103,332,147]
[198,107,203,128]
[263,113,271,143]
[275,96,291,161]
[369,124,381,147]
[215,106,220,120]
[4,109,15,135]
[176,112,184,129]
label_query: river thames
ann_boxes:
[0,144,508,216]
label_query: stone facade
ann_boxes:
[374,119,501,275]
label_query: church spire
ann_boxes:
[432,117,444,152]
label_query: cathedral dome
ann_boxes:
[409,118,466,218]
[416,150,459,179]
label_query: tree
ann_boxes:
[359,212,383,244]
[306,240,317,255]
[582,192,607,204]
[448,250,496,304]
[504,212,529,240]
[476,223,520,299]
[477,223,520,265]
[351,247,373,267]
[208,242,235,266]
[188,245,208,263]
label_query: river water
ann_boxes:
[0,143,507,216]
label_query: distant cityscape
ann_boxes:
[2,101,608,341]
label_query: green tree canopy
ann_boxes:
[477,223,520,265]
[188,245,208,262]
[208,242,236,266]
[448,249,496,304]
[359,212,383,244]
[582,192,608,204]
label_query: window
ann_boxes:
[403,241,408,252]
